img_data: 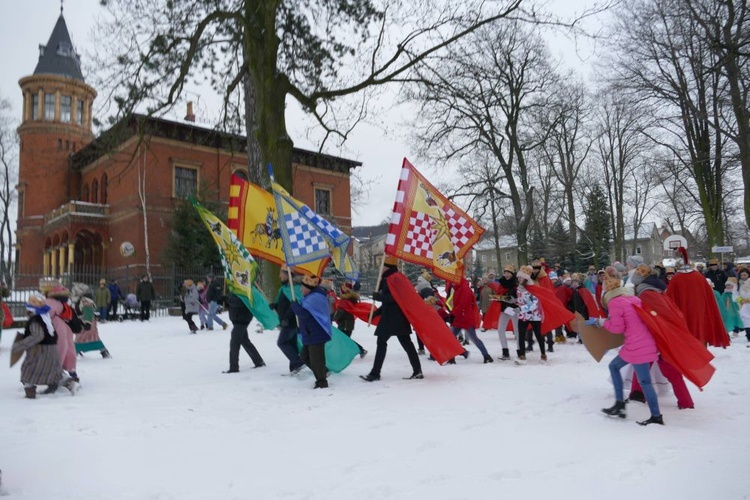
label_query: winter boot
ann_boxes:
[540,353,548,362]
[41,384,58,395]
[404,372,424,380]
[483,355,494,364]
[314,380,329,389]
[637,415,664,426]
[359,373,380,382]
[101,349,111,359]
[526,343,534,352]
[24,386,36,399]
[498,348,511,360]
[462,350,470,359]
[516,350,526,361]
[602,400,627,418]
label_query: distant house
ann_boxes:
[473,235,520,274]
[616,222,663,264]
[351,223,390,272]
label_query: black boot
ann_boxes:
[602,400,627,418]
[499,348,510,360]
[24,386,36,399]
[359,373,380,382]
[483,355,494,364]
[547,344,554,353]
[637,415,664,426]
[404,372,424,379]
[41,384,58,394]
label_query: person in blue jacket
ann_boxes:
[107,279,125,321]
[291,274,332,389]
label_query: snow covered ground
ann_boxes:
[1,315,748,500]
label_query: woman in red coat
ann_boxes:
[450,277,493,363]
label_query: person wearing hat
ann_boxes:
[42,283,81,385]
[223,293,266,373]
[205,273,228,331]
[663,267,676,286]
[94,279,111,323]
[361,256,423,381]
[704,259,728,294]
[415,270,433,299]
[291,274,332,389]
[599,275,664,425]
[182,279,200,333]
[720,277,743,337]
[136,274,156,322]
[12,293,76,398]
[624,255,645,288]
[449,275,493,363]
[107,279,125,321]
[270,265,306,374]
[514,266,547,363]
[332,281,367,358]
[495,264,519,360]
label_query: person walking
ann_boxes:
[107,279,124,321]
[135,275,156,321]
[270,266,305,374]
[223,293,265,373]
[182,279,200,333]
[599,275,664,426]
[514,266,547,363]
[291,275,332,389]
[450,276,492,363]
[361,257,423,381]
[205,273,228,331]
[94,279,111,323]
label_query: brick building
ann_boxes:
[15,13,360,281]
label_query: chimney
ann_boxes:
[185,101,195,122]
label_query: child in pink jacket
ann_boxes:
[599,276,663,426]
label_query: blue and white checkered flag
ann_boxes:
[271,181,332,265]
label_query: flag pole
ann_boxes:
[367,256,387,326]
[286,264,296,302]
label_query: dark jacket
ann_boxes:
[136,280,156,301]
[291,287,331,345]
[206,279,223,303]
[705,268,728,293]
[332,290,358,332]
[108,283,124,301]
[372,267,412,337]
[23,315,57,345]
[227,294,254,326]
[567,287,589,320]
[497,275,518,311]
[275,284,298,329]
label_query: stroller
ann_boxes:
[121,293,140,321]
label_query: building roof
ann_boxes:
[474,234,518,251]
[351,223,390,241]
[71,113,363,173]
[33,14,85,82]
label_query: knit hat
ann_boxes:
[665,267,675,275]
[48,284,70,298]
[626,255,644,268]
[302,274,320,289]
[99,278,107,286]
[614,262,627,274]
[503,264,516,273]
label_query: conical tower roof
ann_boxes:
[33,14,85,81]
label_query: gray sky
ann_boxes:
[0,0,603,227]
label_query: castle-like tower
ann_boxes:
[16,12,97,270]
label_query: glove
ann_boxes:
[596,318,606,327]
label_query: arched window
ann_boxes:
[232,169,249,181]
[101,173,108,204]
[91,179,99,203]
[82,183,89,202]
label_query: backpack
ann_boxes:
[60,302,85,334]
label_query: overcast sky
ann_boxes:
[0,0,605,228]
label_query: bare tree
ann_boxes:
[408,21,561,264]
[593,91,651,262]
[684,0,750,227]
[0,97,15,281]
[607,0,735,253]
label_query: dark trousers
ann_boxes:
[277,326,304,371]
[370,334,421,377]
[229,323,264,371]
[109,300,119,320]
[183,312,198,331]
[518,320,545,356]
[300,343,327,385]
[140,300,151,321]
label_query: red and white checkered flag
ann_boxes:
[385,158,485,283]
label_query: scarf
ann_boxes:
[26,304,55,337]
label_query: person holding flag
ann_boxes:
[361,257,424,382]
[270,266,306,375]
[291,274,332,389]
[224,293,266,373]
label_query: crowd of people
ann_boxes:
[11,251,735,429]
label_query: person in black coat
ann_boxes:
[361,257,423,382]
[205,273,228,330]
[705,259,728,293]
[135,275,156,321]
[223,294,265,373]
[270,266,305,374]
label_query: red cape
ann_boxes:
[336,299,381,326]
[536,275,555,291]
[635,291,716,389]
[665,271,730,348]
[579,287,605,318]
[527,284,575,333]
[387,272,465,365]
